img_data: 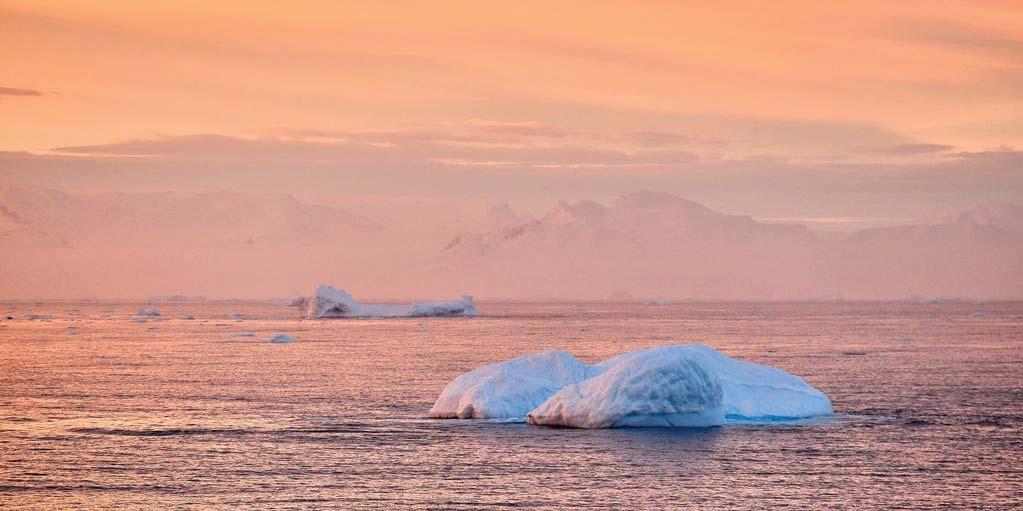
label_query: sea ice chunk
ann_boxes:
[269,333,295,344]
[294,286,358,318]
[410,296,477,317]
[429,350,594,419]
[431,344,832,428]
[595,345,833,421]
[527,348,724,428]
[299,285,478,319]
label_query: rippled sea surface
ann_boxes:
[2,301,1022,509]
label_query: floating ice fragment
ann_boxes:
[528,349,723,428]
[269,333,295,344]
[431,344,832,428]
[296,285,478,318]
[409,296,478,317]
[430,350,594,419]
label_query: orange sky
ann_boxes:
[1,1,1022,221]
[1,2,1022,300]
[3,1,1021,149]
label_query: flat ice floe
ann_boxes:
[296,285,478,319]
[269,333,295,344]
[430,344,832,428]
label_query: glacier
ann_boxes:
[430,344,832,428]
[297,285,478,319]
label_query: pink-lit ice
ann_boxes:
[297,285,478,319]
[431,344,832,428]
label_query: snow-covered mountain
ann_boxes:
[0,187,384,299]
[830,202,1023,299]
[443,191,1023,300]
[1,187,1020,300]
[0,187,372,249]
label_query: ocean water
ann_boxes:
[1,301,1021,509]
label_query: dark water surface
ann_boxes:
[2,301,1021,509]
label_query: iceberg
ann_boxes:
[528,349,723,428]
[298,285,478,319]
[409,298,479,317]
[429,350,594,419]
[269,333,295,344]
[430,344,832,428]
[136,307,160,317]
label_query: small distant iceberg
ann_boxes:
[137,307,160,317]
[146,294,205,302]
[269,333,295,344]
[430,344,832,428]
[647,299,673,306]
[918,296,959,304]
[968,311,989,318]
[229,331,256,337]
[295,285,478,319]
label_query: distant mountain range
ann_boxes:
[442,191,1023,300]
[1,187,1020,300]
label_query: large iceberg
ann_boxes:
[430,344,832,428]
[429,350,595,419]
[297,285,478,319]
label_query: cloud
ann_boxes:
[0,86,42,97]
[628,131,691,147]
[467,120,574,139]
[282,120,584,146]
[49,133,698,169]
[891,20,1023,60]
[943,148,1023,166]
[853,143,954,155]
